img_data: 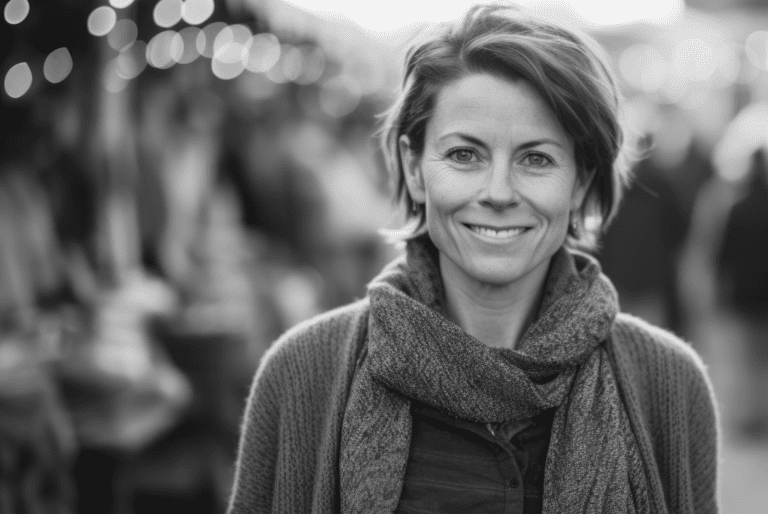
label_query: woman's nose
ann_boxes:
[479,163,520,209]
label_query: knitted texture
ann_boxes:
[609,316,721,514]
[228,260,720,514]
[339,235,649,513]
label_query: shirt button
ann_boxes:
[509,478,520,488]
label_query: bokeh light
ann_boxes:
[673,38,716,81]
[244,33,281,73]
[109,0,135,8]
[294,45,325,85]
[714,102,768,182]
[177,27,203,64]
[213,24,251,55]
[43,47,73,84]
[147,30,184,69]
[745,31,768,71]
[103,58,128,93]
[619,44,668,92]
[211,25,251,80]
[88,6,117,37]
[154,0,183,29]
[197,21,227,58]
[107,18,138,52]
[4,62,32,98]
[265,47,291,84]
[319,74,361,117]
[4,0,29,25]
[182,0,214,26]
[116,41,148,80]
[712,44,740,89]
[281,46,303,82]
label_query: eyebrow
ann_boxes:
[437,132,565,150]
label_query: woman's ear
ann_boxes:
[571,167,596,211]
[399,135,426,204]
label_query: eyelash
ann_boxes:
[522,152,553,167]
[446,147,477,163]
[446,148,554,167]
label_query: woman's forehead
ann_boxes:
[427,74,570,146]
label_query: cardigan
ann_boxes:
[228,299,720,513]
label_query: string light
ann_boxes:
[4,62,33,98]
[146,30,183,69]
[107,19,138,52]
[4,0,29,25]
[43,48,73,84]
[116,41,147,79]
[182,0,214,26]
[197,21,226,58]
[177,27,203,64]
[109,0,135,8]
[153,0,183,29]
[244,33,281,73]
[88,6,117,37]
[211,25,251,80]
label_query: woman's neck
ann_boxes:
[439,256,551,350]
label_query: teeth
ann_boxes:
[469,225,526,238]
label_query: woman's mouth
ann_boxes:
[466,224,529,239]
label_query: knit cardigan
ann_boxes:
[228,300,720,513]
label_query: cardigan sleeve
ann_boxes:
[685,353,720,514]
[228,344,283,514]
[227,299,370,513]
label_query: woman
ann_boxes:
[228,5,719,513]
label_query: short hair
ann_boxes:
[381,3,631,251]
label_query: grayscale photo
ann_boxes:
[2,0,767,512]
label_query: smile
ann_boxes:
[466,224,528,239]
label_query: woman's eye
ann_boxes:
[524,153,551,167]
[448,149,476,163]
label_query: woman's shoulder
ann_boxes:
[257,297,370,381]
[609,312,712,399]
[612,313,703,367]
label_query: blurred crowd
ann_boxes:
[2,0,768,513]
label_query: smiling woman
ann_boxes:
[228,5,720,514]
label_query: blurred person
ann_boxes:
[229,5,719,513]
[599,135,690,333]
[0,165,77,514]
[0,65,90,514]
[715,148,768,440]
[679,102,768,443]
[104,67,259,512]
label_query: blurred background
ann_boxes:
[2,0,768,512]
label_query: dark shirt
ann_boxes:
[396,402,555,514]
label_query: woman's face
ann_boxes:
[400,73,590,290]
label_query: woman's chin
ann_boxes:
[457,258,539,289]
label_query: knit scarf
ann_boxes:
[339,235,650,513]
